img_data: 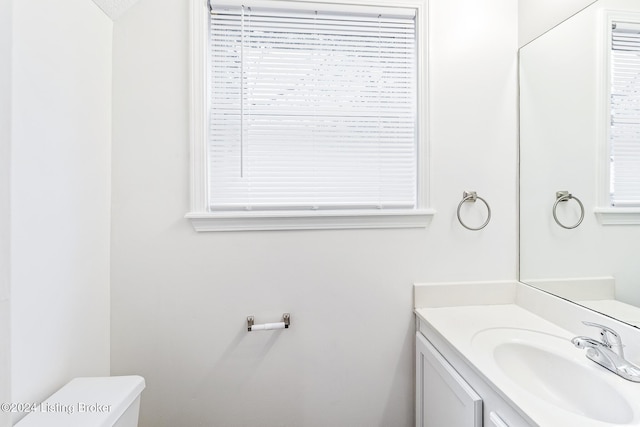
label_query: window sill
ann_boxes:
[185,209,436,232]
[594,207,640,225]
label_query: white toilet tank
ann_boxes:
[15,375,145,427]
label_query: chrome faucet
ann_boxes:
[572,321,640,382]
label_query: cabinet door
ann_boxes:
[416,333,482,427]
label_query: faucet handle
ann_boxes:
[582,321,624,357]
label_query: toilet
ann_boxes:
[15,375,145,427]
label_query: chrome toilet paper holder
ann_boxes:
[247,313,290,332]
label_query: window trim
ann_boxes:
[187,0,432,232]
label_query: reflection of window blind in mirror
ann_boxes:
[208,3,418,211]
[611,21,640,207]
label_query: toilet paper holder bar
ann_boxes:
[247,313,290,332]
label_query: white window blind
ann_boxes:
[208,1,418,211]
[610,21,640,207]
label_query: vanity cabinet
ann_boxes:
[416,319,532,427]
[416,332,482,426]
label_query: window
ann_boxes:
[610,20,640,207]
[188,0,431,231]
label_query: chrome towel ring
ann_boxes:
[457,191,491,231]
[552,191,584,229]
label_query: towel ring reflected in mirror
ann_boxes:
[457,191,491,231]
[552,191,584,229]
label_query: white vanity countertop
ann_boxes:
[416,303,640,427]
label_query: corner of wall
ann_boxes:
[0,0,10,423]
[91,0,141,21]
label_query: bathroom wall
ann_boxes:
[110,0,517,425]
[10,0,113,415]
[0,0,11,425]
[518,0,597,46]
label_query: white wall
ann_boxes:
[110,0,518,425]
[520,0,640,308]
[0,0,11,425]
[518,0,597,46]
[10,0,113,415]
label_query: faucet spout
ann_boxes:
[571,336,617,372]
[571,336,604,349]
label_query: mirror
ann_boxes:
[520,0,640,328]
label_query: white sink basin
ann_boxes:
[472,328,634,424]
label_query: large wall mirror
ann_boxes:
[520,0,640,328]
